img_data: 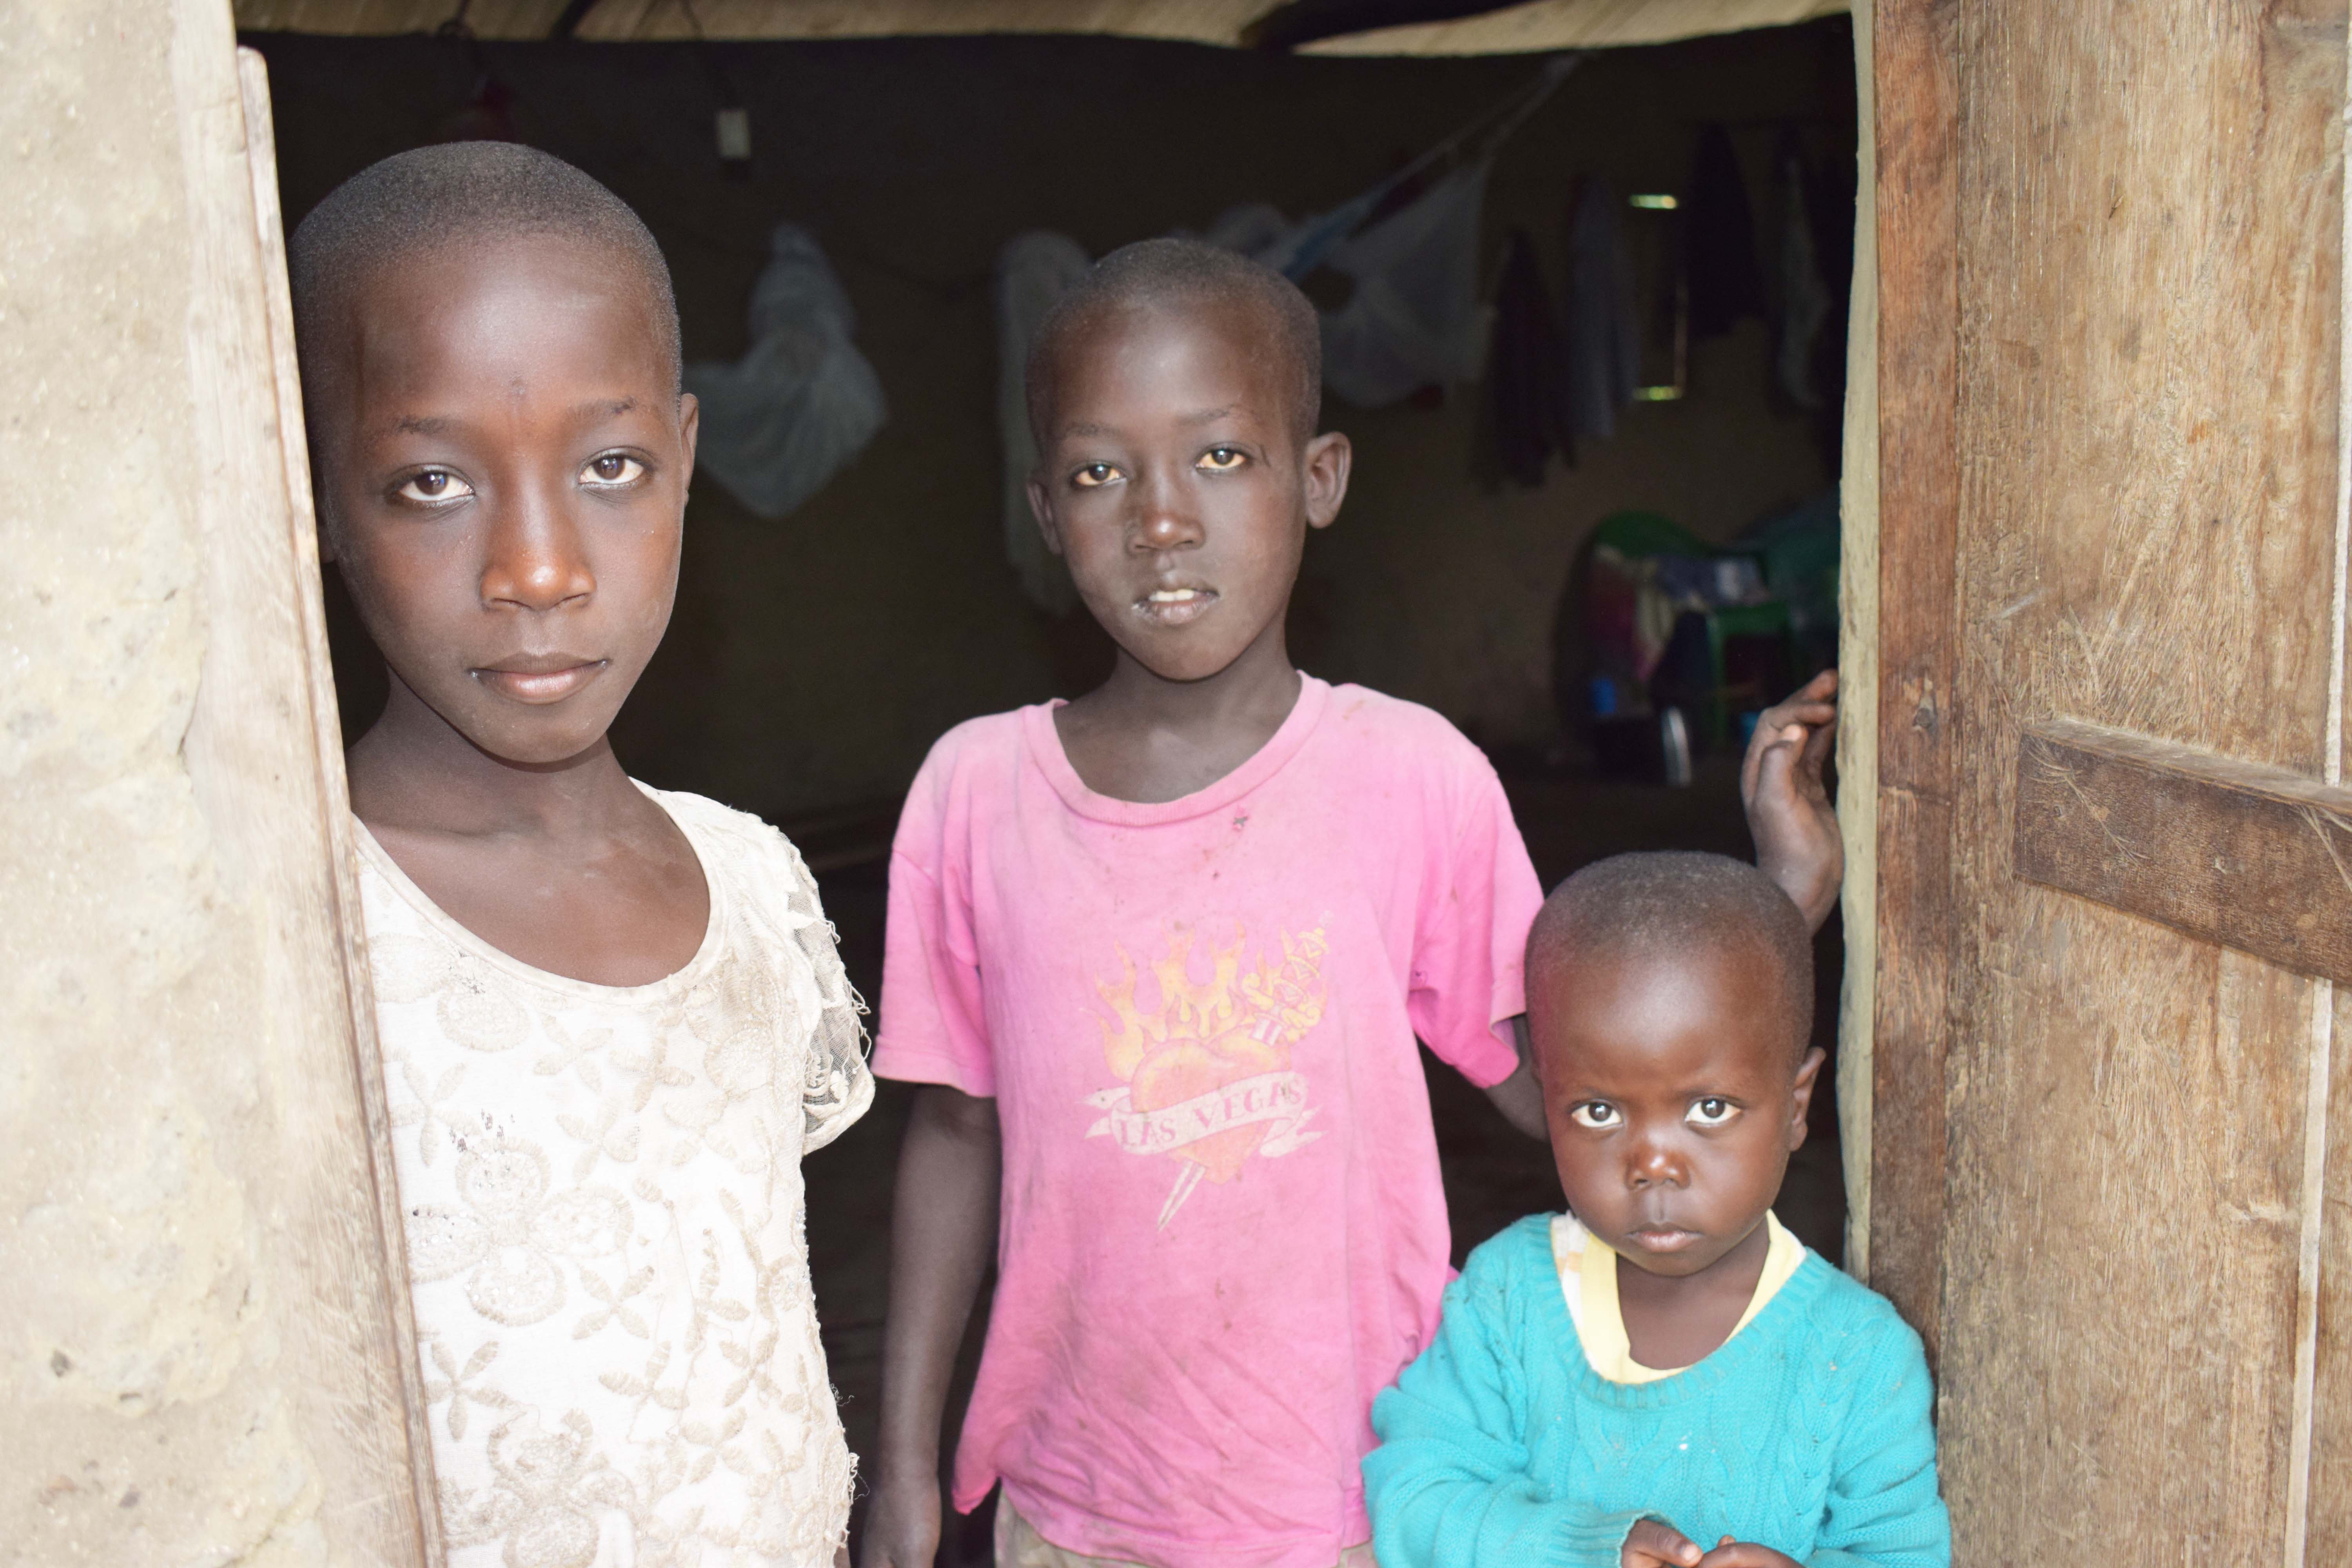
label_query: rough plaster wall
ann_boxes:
[0,4,425,1563]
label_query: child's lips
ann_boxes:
[1134,585,1218,627]
[1625,1225,1703,1254]
[472,658,608,703]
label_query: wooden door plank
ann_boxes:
[2309,982,2352,1562]
[1835,0,1881,1281]
[1869,0,1960,1361]
[2013,719,2352,983]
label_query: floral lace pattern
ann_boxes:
[361,787,873,1568]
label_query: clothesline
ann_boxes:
[1262,53,1584,281]
[1386,53,1585,200]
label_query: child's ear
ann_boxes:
[677,390,701,484]
[1026,473,1065,557]
[1303,431,1351,530]
[1786,1046,1827,1149]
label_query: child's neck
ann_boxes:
[346,679,640,842]
[1613,1215,1773,1372]
[346,678,710,987]
[1054,621,1302,804]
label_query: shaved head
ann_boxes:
[1027,236,1322,447]
[288,141,680,414]
[1529,852,1814,1063]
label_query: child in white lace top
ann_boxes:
[290,143,871,1566]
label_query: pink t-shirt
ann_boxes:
[875,677,1543,1568]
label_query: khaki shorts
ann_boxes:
[993,1498,1380,1568]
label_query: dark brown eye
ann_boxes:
[581,453,646,486]
[394,469,472,504]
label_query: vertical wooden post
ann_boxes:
[1867,0,1960,1360]
[2301,18,2352,1561]
[1835,0,1881,1283]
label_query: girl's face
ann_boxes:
[316,233,696,767]
[1027,299,1349,686]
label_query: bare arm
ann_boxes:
[1741,668,1843,932]
[860,1085,1001,1568]
[1479,1015,1549,1140]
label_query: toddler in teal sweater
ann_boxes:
[1364,853,1948,1568]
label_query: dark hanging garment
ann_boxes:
[1686,122,1764,338]
[1486,227,1570,485]
[1769,129,1832,409]
[1560,175,1641,443]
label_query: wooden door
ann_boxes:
[1860,0,2352,1557]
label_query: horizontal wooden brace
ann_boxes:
[2013,719,2352,983]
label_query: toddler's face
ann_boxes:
[1530,940,1820,1281]
[1027,300,1347,683]
[314,233,695,766]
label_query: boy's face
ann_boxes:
[1530,940,1822,1281]
[314,233,695,767]
[1027,299,1349,683]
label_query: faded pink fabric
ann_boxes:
[875,677,1543,1568]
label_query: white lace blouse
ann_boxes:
[358,786,874,1568]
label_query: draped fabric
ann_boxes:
[236,0,1849,52]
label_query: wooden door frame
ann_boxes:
[1837,0,1958,1358]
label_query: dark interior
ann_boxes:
[246,22,1859,1559]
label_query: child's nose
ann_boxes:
[481,491,595,612]
[1132,473,1203,553]
[1625,1136,1688,1189]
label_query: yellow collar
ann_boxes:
[1551,1212,1805,1383]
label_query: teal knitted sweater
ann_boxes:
[1362,1216,1949,1568]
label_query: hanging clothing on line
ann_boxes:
[1685,123,1764,339]
[1241,49,1577,289]
[993,230,1091,615]
[1485,227,1570,486]
[1771,131,1833,409]
[1194,160,1495,410]
[684,223,886,520]
[1316,159,1495,408]
[1560,174,1641,444]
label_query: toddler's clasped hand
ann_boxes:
[1621,1520,1802,1568]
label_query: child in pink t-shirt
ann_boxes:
[861,240,1843,1568]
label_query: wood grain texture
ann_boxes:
[172,11,430,1563]
[2309,982,2352,1562]
[1835,0,1879,1282]
[1867,0,1958,1357]
[2013,719,2352,983]
[1932,0,2345,1558]
[236,48,444,1563]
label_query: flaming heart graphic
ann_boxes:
[1085,924,1329,1227]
